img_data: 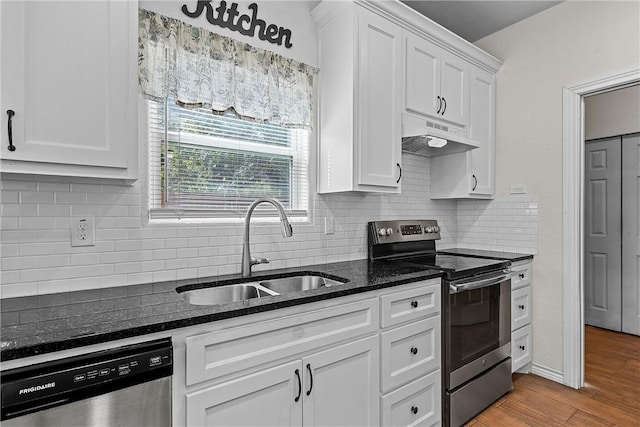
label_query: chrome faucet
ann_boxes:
[241,198,293,277]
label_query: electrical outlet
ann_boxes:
[71,217,95,247]
[510,184,527,194]
[324,216,334,235]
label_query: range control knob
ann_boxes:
[424,226,433,233]
[434,226,440,233]
[386,228,394,236]
[378,228,387,236]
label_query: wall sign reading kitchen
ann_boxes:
[182,0,293,48]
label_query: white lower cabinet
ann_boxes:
[379,279,442,427]
[381,317,440,393]
[302,336,379,426]
[511,260,533,372]
[174,294,381,426]
[511,324,532,373]
[381,370,441,427]
[186,336,379,427]
[173,280,443,426]
[186,360,302,426]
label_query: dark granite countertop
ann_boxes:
[438,248,534,262]
[0,260,443,362]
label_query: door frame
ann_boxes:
[562,68,640,389]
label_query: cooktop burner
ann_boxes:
[367,220,510,280]
[393,253,510,280]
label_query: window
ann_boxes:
[148,97,310,219]
[138,9,317,220]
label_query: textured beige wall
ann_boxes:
[585,85,640,140]
[475,1,640,373]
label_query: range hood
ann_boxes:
[401,113,480,157]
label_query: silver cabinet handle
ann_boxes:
[449,270,513,294]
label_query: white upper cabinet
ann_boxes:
[468,66,496,196]
[0,0,138,183]
[313,2,403,194]
[430,65,496,199]
[405,33,469,128]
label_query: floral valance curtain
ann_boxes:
[138,9,318,129]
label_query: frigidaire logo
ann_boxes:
[18,382,55,395]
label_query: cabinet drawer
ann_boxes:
[381,316,440,393]
[380,280,440,329]
[511,261,532,290]
[511,324,532,372]
[185,298,378,386]
[381,370,441,427]
[511,285,532,331]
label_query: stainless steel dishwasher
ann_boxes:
[0,338,172,426]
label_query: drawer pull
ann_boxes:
[294,369,301,402]
[519,273,525,279]
[411,406,419,415]
[306,363,313,396]
[519,345,525,351]
[410,300,419,308]
[518,304,525,310]
[410,346,418,355]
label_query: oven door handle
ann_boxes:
[449,270,513,294]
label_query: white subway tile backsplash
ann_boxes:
[55,192,87,205]
[2,204,37,217]
[2,181,37,191]
[1,191,19,204]
[1,154,537,297]
[21,192,55,204]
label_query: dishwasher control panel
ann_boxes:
[1,338,172,420]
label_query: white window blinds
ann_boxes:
[148,97,309,219]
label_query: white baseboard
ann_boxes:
[531,363,564,384]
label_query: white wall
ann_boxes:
[140,1,319,67]
[475,0,640,373]
[0,1,538,300]
[585,85,640,140]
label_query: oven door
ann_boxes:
[445,270,512,391]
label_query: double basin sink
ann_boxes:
[179,274,348,306]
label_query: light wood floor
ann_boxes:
[466,326,640,426]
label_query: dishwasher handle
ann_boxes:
[449,270,513,294]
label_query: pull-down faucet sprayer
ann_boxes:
[241,198,293,277]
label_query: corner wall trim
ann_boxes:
[562,68,640,390]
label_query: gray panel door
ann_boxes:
[622,134,640,336]
[584,137,622,331]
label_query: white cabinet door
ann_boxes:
[468,66,496,196]
[1,1,137,181]
[186,360,303,427]
[303,336,380,427]
[405,34,440,118]
[357,7,402,189]
[440,50,469,127]
[404,34,468,128]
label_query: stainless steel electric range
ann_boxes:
[368,220,514,427]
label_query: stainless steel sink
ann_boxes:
[259,275,346,294]
[180,283,276,306]
[179,274,348,306]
